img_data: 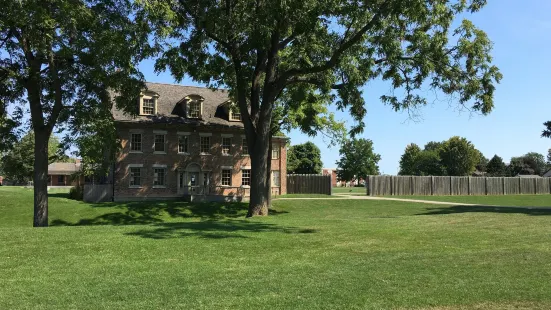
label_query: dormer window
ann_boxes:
[139,92,159,115]
[185,95,204,118]
[228,102,242,122]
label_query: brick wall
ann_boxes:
[115,124,287,200]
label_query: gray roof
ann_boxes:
[112,82,243,128]
[48,163,81,175]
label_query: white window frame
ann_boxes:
[129,132,142,153]
[242,136,249,156]
[153,165,167,188]
[272,144,280,159]
[221,168,232,186]
[200,135,211,155]
[272,170,281,187]
[140,94,158,115]
[178,133,190,155]
[222,137,232,156]
[241,169,251,187]
[153,130,167,154]
[187,97,203,118]
[128,164,143,188]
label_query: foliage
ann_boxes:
[475,151,489,173]
[336,138,381,180]
[68,185,84,201]
[0,132,64,184]
[398,144,422,175]
[439,136,481,176]
[145,0,501,214]
[507,152,547,176]
[1,0,151,225]
[399,137,481,176]
[287,142,322,174]
[547,149,551,167]
[486,155,507,177]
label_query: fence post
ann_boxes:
[390,176,394,196]
[485,177,488,195]
[411,176,414,195]
[368,175,372,196]
[518,177,521,194]
[534,177,537,195]
[431,176,434,196]
[502,177,505,195]
[468,176,471,195]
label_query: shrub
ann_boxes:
[68,185,84,200]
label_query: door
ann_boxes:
[178,171,185,194]
[188,172,198,194]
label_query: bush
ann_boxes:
[68,185,84,200]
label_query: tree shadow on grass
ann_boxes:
[126,221,318,240]
[417,205,551,216]
[51,201,289,227]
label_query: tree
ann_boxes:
[287,142,322,174]
[149,0,501,216]
[507,153,547,176]
[415,150,446,176]
[486,155,506,177]
[439,136,480,176]
[2,0,149,226]
[475,150,489,173]
[398,144,422,175]
[547,149,551,167]
[507,157,533,176]
[336,138,381,181]
[523,152,547,176]
[1,132,62,184]
[424,141,443,152]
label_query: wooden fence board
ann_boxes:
[486,178,503,195]
[434,176,452,195]
[287,174,331,195]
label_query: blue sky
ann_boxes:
[138,0,551,175]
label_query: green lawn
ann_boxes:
[276,193,340,198]
[390,195,551,207]
[332,186,366,195]
[2,187,551,309]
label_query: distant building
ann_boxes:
[48,161,83,186]
[322,168,338,187]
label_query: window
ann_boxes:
[189,100,201,118]
[178,135,188,154]
[153,168,166,187]
[242,138,249,155]
[222,169,231,186]
[200,136,210,154]
[154,134,166,153]
[130,133,142,152]
[230,110,241,121]
[241,169,251,186]
[142,98,155,115]
[222,137,231,155]
[130,167,141,187]
[272,144,280,159]
[272,171,280,187]
[57,175,65,184]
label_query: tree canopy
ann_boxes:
[144,0,501,216]
[287,142,323,174]
[336,138,381,180]
[398,136,481,176]
[486,155,506,177]
[0,132,65,184]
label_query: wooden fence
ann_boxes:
[287,174,332,195]
[84,184,113,203]
[367,175,551,196]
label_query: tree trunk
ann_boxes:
[247,130,271,217]
[33,131,50,227]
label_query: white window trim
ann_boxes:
[129,133,143,154]
[140,94,158,116]
[221,134,233,138]
[186,96,204,118]
[241,168,251,188]
[221,168,232,187]
[271,171,281,187]
[153,166,167,188]
[177,134,190,155]
[221,166,233,170]
[153,133,167,155]
[229,110,242,121]
[221,137,232,156]
[241,138,249,157]
[241,166,251,170]
[128,165,143,188]
[200,135,211,155]
[199,132,212,137]
[152,164,167,168]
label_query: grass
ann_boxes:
[276,193,340,198]
[2,187,551,309]
[332,186,366,195]
[389,195,551,207]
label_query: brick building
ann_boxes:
[111,82,287,201]
[47,162,83,186]
[322,168,338,187]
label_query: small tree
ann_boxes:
[336,138,381,181]
[398,144,422,175]
[439,136,480,176]
[287,142,323,174]
[486,155,506,177]
[415,150,446,176]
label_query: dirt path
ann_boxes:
[277,194,481,206]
